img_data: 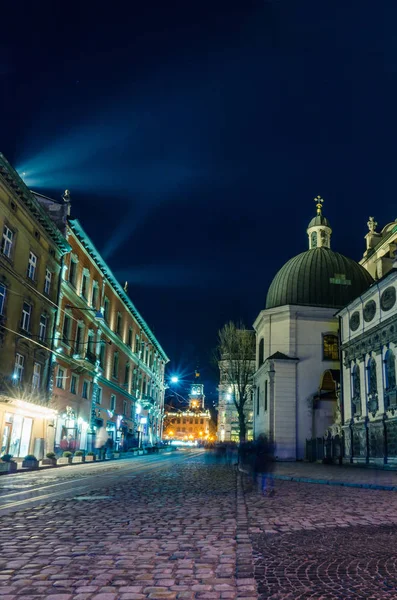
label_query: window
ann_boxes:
[27,252,37,280]
[62,314,71,344]
[21,302,31,331]
[32,363,41,390]
[112,352,119,379]
[81,273,89,299]
[311,231,318,248]
[91,283,98,309]
[135,335,140,353]
[128,327,133,347]
[39,314,47,342]
[200,418,204,424]
[0,283,6,315]
[96,387,102,404]
[264,380,268,411]
[130,404,134,418]
[258,338,264,367]
[367,357,378,414]
[104,297,110,322]
[82,380,89,399]
[351,364,361,416]
[70,374,77,395]
[256,387,260,415]
[99,342,106,368]
[110,394,116,411]
[87,330,95,355]
[75,324,83,354]
[56,367,65,389]
[1,225,14,258]
[123,400,127,415]
[124,363,130,386]
[44,269,52,294]
[13,353,24,385]
[323,334,339,361]
[385,349,396,391]
[116,312,122,335]
[69,259,77,287]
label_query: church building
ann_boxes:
[253,198,373,460]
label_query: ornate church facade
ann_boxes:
[339,216,397,465]
[253,198,373,460]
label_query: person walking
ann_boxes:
[95,426,108,460]
[253,435,275,496]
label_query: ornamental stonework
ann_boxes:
[363,300,376,323]
[381,286,396,312]
[349,311,360,332]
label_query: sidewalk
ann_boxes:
[271,461,397,490]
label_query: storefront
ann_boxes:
[54,405,89,454]
[0,398,57,459]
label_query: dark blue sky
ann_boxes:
[1,1,397,397]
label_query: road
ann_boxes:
[1,451,397,599]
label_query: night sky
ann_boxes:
[1,1,397,400]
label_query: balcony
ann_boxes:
[85,350,97,365]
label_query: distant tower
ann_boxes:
[189,370,205,410]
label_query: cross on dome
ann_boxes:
[314,195,324,215]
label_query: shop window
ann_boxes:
[44,269,52,295]
[323,334,339,361]
[7,415,32,458]
[13,353,24,385]
[110,394,116,411]
[32,362,41,390]
[56,367,65,389]
[1,225,14,258]
[27,249,38,279]
[21,302,31,332]
[39,313,47,342]
[70,374,78,395]
[0,283,7,315]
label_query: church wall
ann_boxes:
[295,309,339,459]
[273,360,296,460]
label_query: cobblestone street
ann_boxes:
[2,452,397,599]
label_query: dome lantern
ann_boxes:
[307,195,332,250]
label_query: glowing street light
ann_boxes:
[171,376,178,383]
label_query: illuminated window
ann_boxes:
[0,283,6,315]
[1,225,14,258]
[32,362,41,390]
[323,334,339,361]
[21,302,31,331]
[13,353,24,385]
[39,314,47,342]
[56,367,65,389]
[44,269,52,294]
[27,251,37,280]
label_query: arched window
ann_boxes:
[258,338,264,367]
[351,364,361,416]
[323,334,339,360]
[385,349,396,391]
[368,357,377,396]
[311,231,317,248]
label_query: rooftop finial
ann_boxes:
[314,195,324,215]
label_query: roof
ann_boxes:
[0,154,70,254]
[68,219,169,363]
[267,351,298,361]
[266,247,374,310]
[307,214,331,228]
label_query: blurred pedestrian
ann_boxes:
[253,435,275,496]
[95,426,108,460]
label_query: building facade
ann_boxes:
[0,154,70,459]
[164,382,212,443]
[253,200,373,460]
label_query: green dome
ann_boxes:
[266,247,374,310]
[308,214,331,228]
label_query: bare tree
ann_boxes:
[215,322,255,442]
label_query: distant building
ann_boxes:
[164,381,213,443]
[217,342,255,443]
[0,154,70,459]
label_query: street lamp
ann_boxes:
[171,376,179,383]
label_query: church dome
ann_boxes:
[308,214,331,228]
[266,247,374,310]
